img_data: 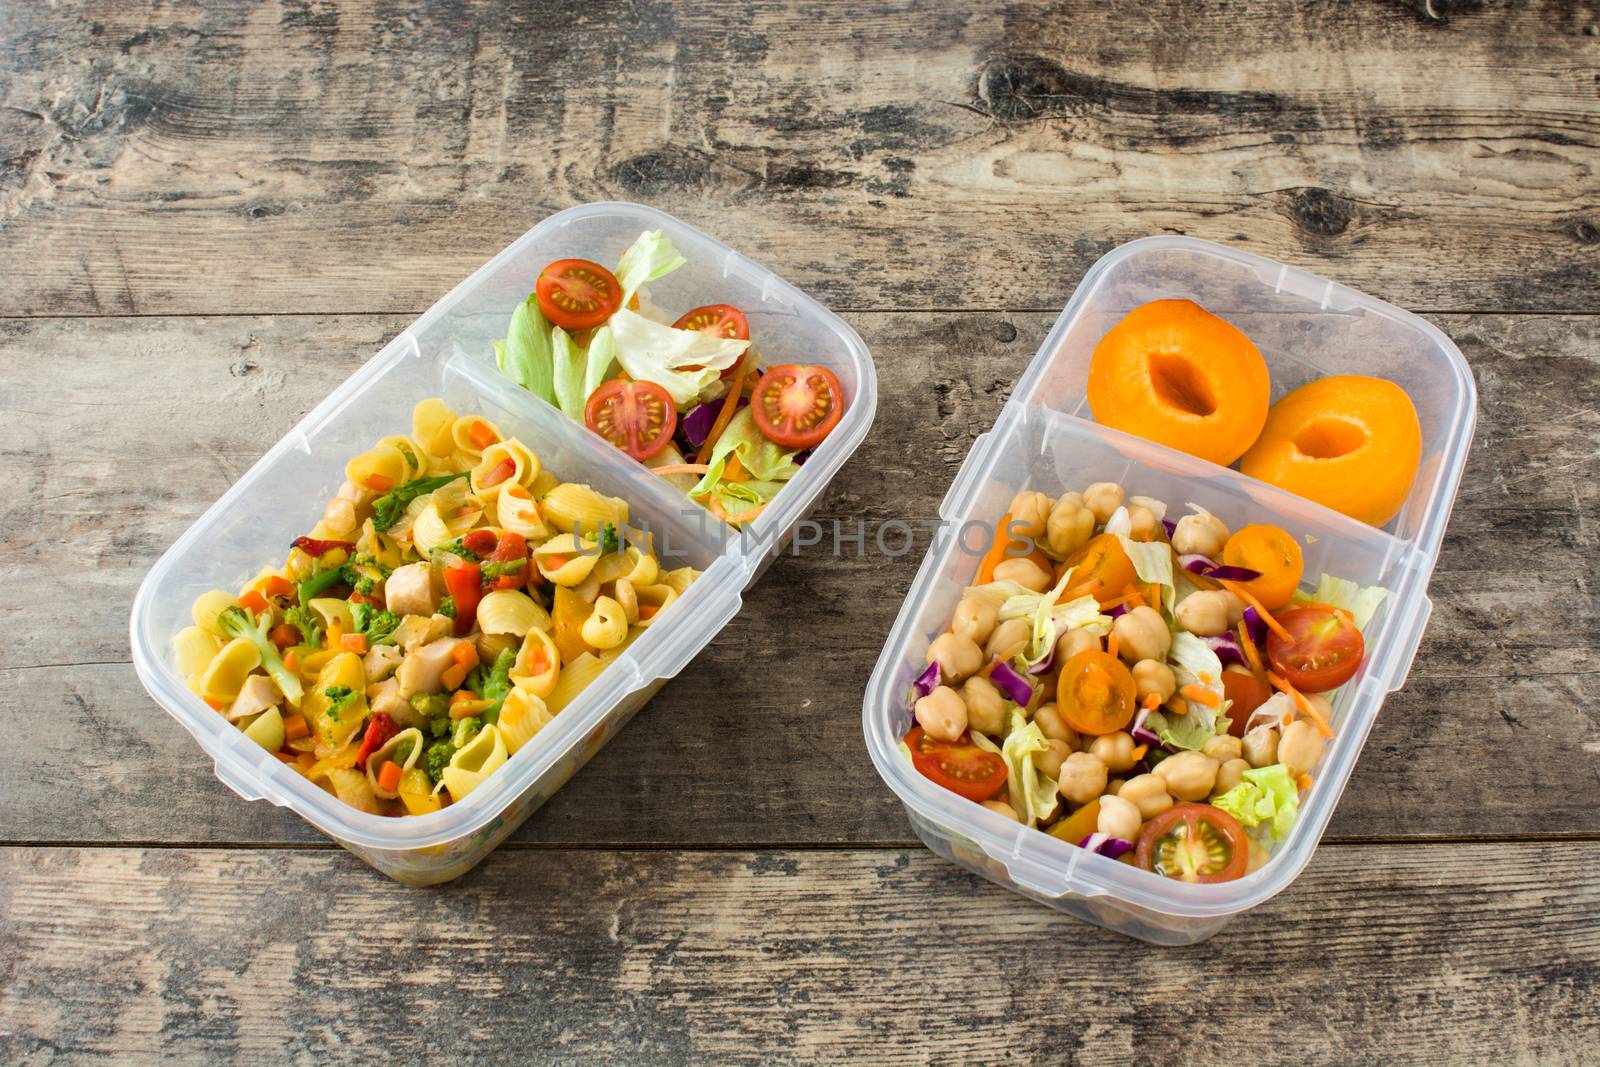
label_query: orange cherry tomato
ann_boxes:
[750,364,846,449]
[1057,533,1138,606]
[905,727,1009,803]
[1220,524,1304,610]
[584,379,677,461]
[535,258,622,331]
[1057,649,1136,736]
[1221,670,1275,737]
[1135,803,1249,883]
[1267,607,1365,692]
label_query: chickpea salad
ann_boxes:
[903,483,1389,884]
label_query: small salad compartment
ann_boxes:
[864,237,1474,943]
[131,203,875,884]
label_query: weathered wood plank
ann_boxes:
[0,311,1595,844]
[0,844,1595,1065]
[1,2,1596,316]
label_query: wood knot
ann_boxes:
[1568,219,1599,246]
[993,321,1018,344]
[1285,187,1353,238]
[975,53,1081,121]
[608,148,711,197]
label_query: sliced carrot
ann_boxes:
[340,632,368,655]
[238,589,269,614]
[450,689,478,708]
[273,751,299,764]
[1180,683,1221,708]
[1266,671,1335,738]
[1219,579,1293,642]
[295,751,316,770]
[440,664,467,692]
[467,420,497,449]
[451,642,479,670]
[543,554,570,570]
[449,700,482,720]
[637,604,659,621]
[650,464,711,478]
[269,623,300,650]
[695,354,752,465]
[283,714,310,740]
[364,474,394,492]
[377,760,403,792]
[975,512,1020,585]
[1236,621,1265,676]
[263,575,294,600]
[283,649,300,672]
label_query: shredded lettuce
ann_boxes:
[1147,631,1228,747]
[973,709,1060,827]
[1024,595,1109,671]
[581,325,616,401]
[1142,706,1217,751]
[1297,573,1390,631]
[688,409,799,514]
[551,325,587,418]
[1115,533,1175,613]
[615,229,687,306]
[1211,763,1300,839]
[499,293,556,405]
[609,308,750,406]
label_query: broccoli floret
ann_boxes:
[282,604,324,648]
[217,606,304,705]
[296,563,346,606]
[424,741,456,785]
[466,648,517,722]
[438,596,457,620]
[350,601,401,645]
[322,685,359,722]
[427,715,452,740]
[598,522,622,555]
[451,716,482,749]
[479,558,527,583]
[372,472,468,531]
[411,692,450,721]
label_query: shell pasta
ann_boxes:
[175,398,698,817]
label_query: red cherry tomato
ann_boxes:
[1222,670,1275,737]
[1267,607,1365,692]
[905,727,1009,803]
[486,531,528,591]
[584,379,678,461]
[750,364,845,449]
[1135,803,1249,883]
[673,303,749,340]
[535,258,622,331]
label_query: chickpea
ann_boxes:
[1278,720,1326,778]
[1132,659,1177,704]
[1303,693,1335,726]
[1113,605,1171,663]
[1089,731,1138,773]
[926,632,983,684]
[1119,773,1174,820]
[1213,757,1250,796]
[1035,738,1073,779]
[1026,672,1056,712]
[992,556,1053,592]
[1175,590,1232,637]
[959,676,1008,738]
[982,799,1021,822]
[1057,752,1108,805]
[1032,703,1080,749]
[951,597,998,646]
[1047,492,1095,556]
[1097,793,1143,841]
[1154,751,1219,801]
[1007,490,1054,541]
[1171,508,1229,558]
[1083,482,1125,525]
[1202,734,1243,762]
[985,618,1030,661]
[914,686,968,742]
[1242,726,1279,768]
[1056,627,1101,666]
[1105,779,1125,795]
[1126,504,1161,541]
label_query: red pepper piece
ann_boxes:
[291,536,357,558]
[354,713,397,770]
[444,559,482,636]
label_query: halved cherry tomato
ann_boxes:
[1267,606,1365,692]
[1057,649,1136,736]
[1057,533,1138,606]
[535,258,622,331]
[584,379,677,461]
[905,726,1009,803]
[673,303,749,340]
[750,363,845,449]
[1136,803,1249,883]
[1221,670,1275,737]
[486,531,529,591]
[1221,524,1303,610]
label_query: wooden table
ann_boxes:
[2,2,1596,1062]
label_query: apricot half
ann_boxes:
[1240,375,1421,527]
[1087,300,1271,467]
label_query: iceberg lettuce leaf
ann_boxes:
[609,308,750,406]
[688,408,800,503]
[581,325,616,401]
[550,325,587,419]
[1297,573,1390,631]
[499,293,557,406]
[1211,763,1300,839]
[615,229,687,306]
[974,709,1060,827]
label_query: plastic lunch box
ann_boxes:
[130,202,877,884]
[863,236,1476,944]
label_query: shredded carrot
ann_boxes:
[1105,632,1119,661]
[1236,621,1265,676]
[976,512,1021,585]
[1145,583,1161,608]
[340,632,368,655]
[238,589,269,614]
[263,575,294,600]
[283,714,310,741]
[1297,773,1314,791]
[1130,744,1148,761]
[269,623,300,650]
[704,495,767,525]
[1099,589,1140,612]
[1140,691,1162,711]
[1219,580,1292,642]
[649,464,711,478]
[1198,671,1216,685]
[1180,683,1221,708]
[377,761,403,792]
[451,642,479,671]
[695,354,752,464]
[1266,671,1335,738]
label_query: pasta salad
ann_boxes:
[174,398,696,817]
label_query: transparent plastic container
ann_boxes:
[131,202,876,884]
[863,237,1475,943]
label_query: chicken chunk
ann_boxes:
[396,637,467,698]
[393,612,453,653]
[226,674,280,722]
[384,561,437,618]
[362,643,404,684]
[367,676,423,730]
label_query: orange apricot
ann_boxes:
[1240,375,1421,527]
[1087,299,1271,467]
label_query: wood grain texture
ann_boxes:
[1,1,1596,317]
[2,311,1596,845]
[1,843,1596,1065]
